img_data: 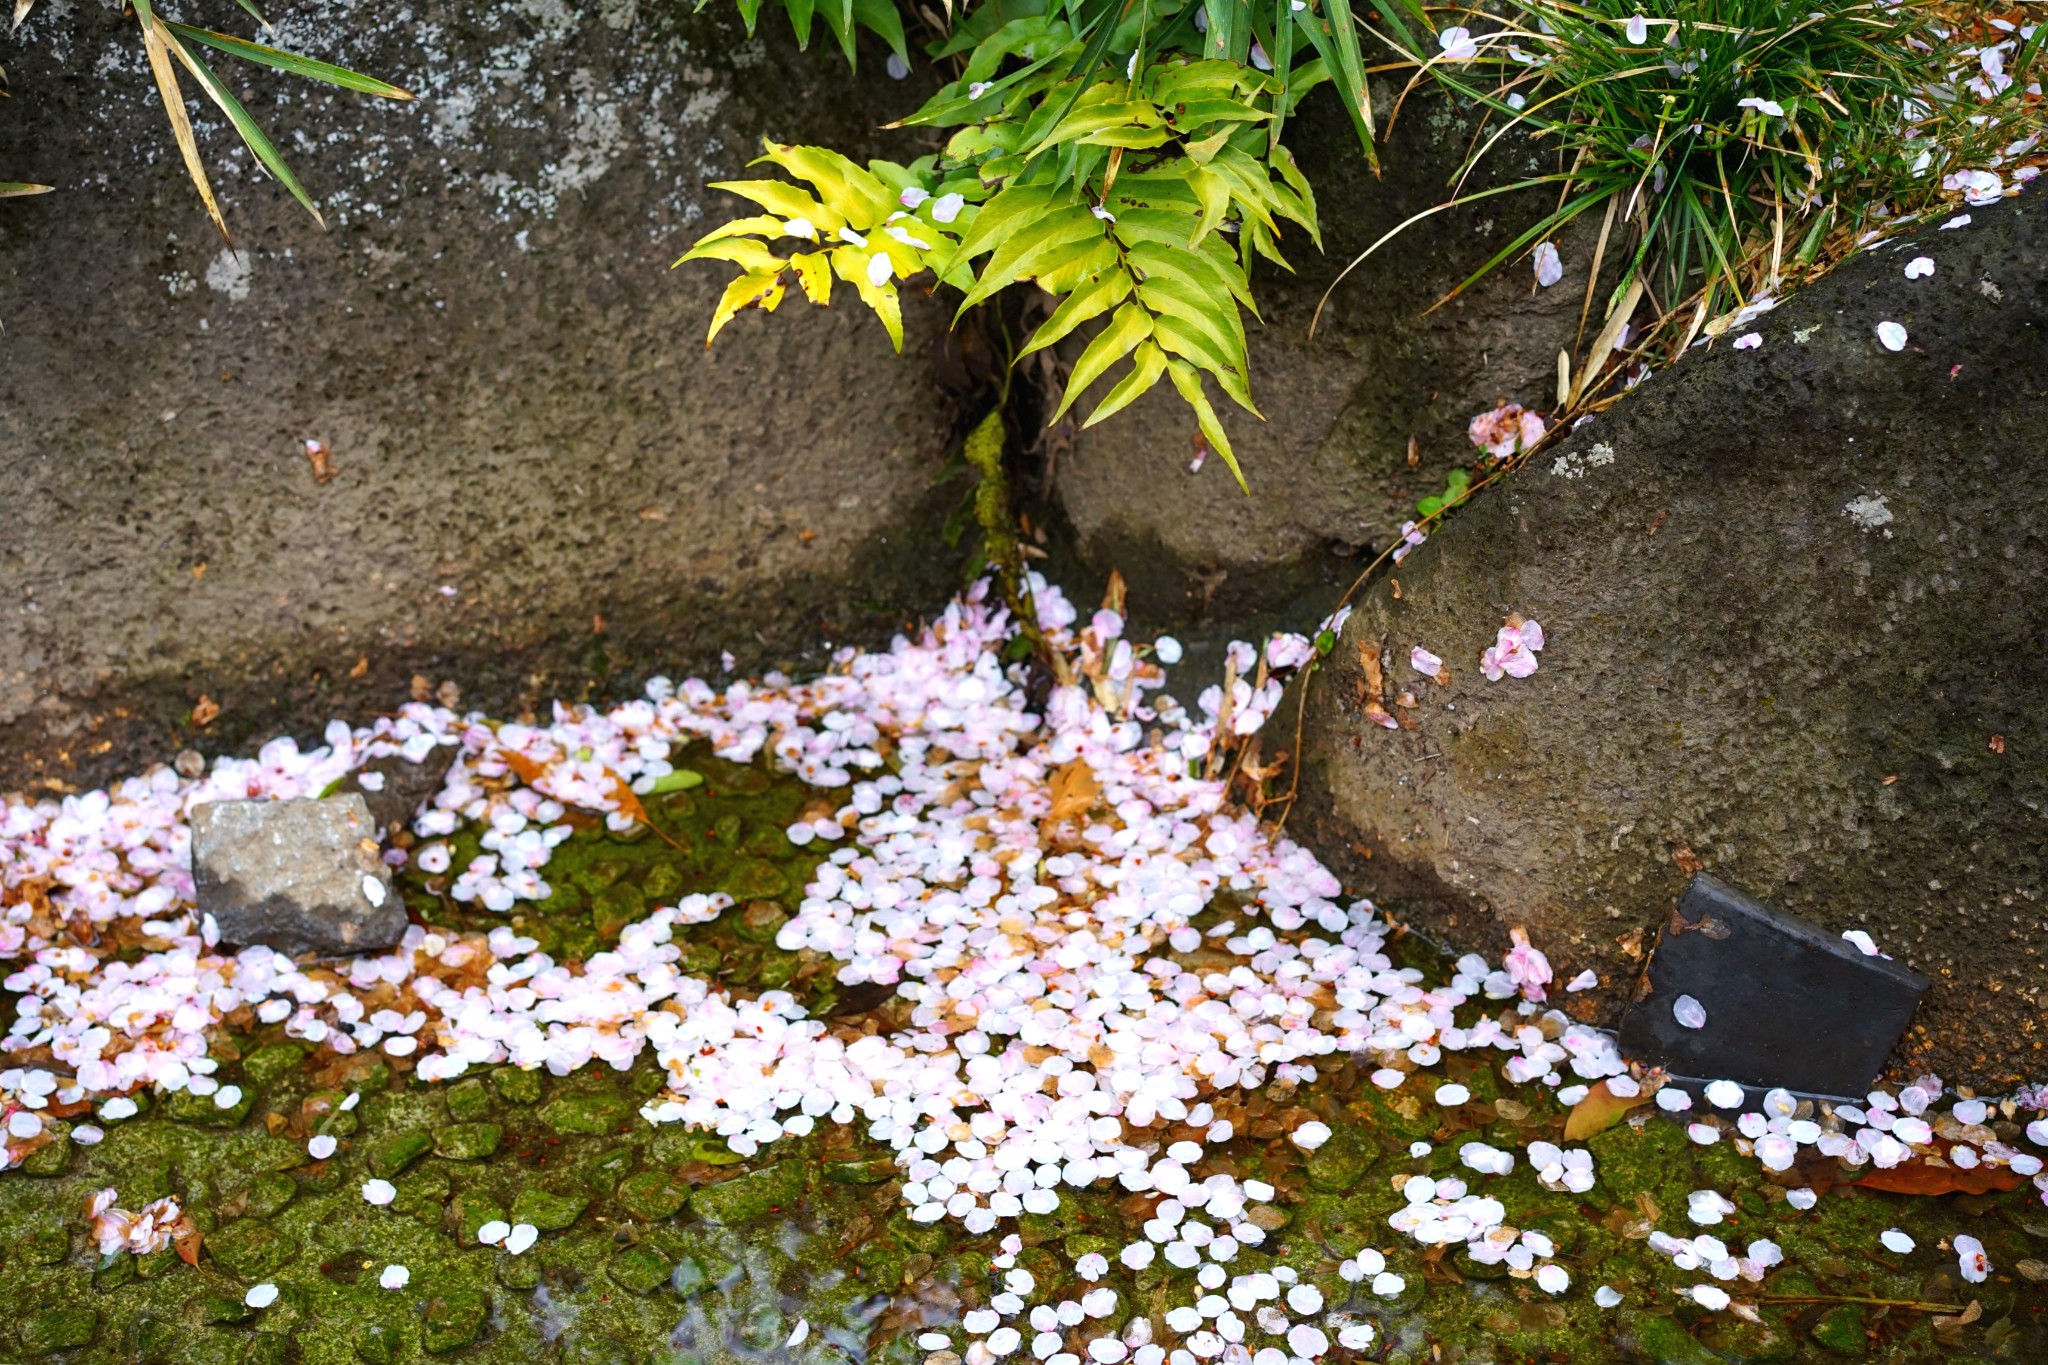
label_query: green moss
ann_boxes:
[540,1093,634,1136]
[1809,1304,1866,1355]
[615,1170,691,1221]
[607,1246,674,1295]
[421,1288,490,1352]
[241,1041,309,1085]
[509,1186,588,1230]
[366,1129,435,1178]
[693,1163,805,1224]
[723,859,789,901]
[444,1078,494,1123]
[21,1131,73,1177]
[19,1306,99,1354]
[434,1122,503,1161]
[490,1067,543,1106]
[208,1218,294,1278]
[823,1156,897,1184]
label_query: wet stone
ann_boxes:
[1302,1128,1376,1192]
[734,899,790,944]
[616,1169,691,1221]
[1618,874,1930,1099]
[496,1254,543,1290]
[20,1130,71,1176]
[541,1093,634,1136]
[608,1246,674,1295]
[366,1129,435,1179]
[20,1306,99,1354]
[1625,1313,1722,1365]
[92,1250,136,1292]
[434,1122,502,1161]
[191,796,406,956]
[823,1155,898,1185]
[203,1294,258,1326]
[690,1161,804,1224]
[337,742,459,838]
[18,1225,69,1265]
[510,1186,588,1231]
[451,1193,507,1245]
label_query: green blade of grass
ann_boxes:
[158,20,324,225]
[160,21,414,99]
[0,182,53,197]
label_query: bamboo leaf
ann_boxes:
[11,0,35,30]
[158,21,323,225]
[1053,302,1153,421]
[161,22,412,99]
[1293,0,1375,167]
[137,1,229,242]
[1201,0,1254,64]
[0,182,54,197]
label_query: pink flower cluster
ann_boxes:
[1467,404,1547,460]
[1480,618,1546,680]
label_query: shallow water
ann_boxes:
[2,748,2042,1364]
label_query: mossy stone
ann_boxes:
[165,1086,256,1126]
[135,1247,179,1279]
[451,1193,507,1245]
[591,885,649,940]
[670,1255,711,1298]
[243,1171,298,1219]
[573,858,630,893]
[541,1093,633,1136]
[242,1334,293,1365]
[1625,1313,1721,1365]
[131,1315,178,1363]
[643,863,685,900]
[691,1162,804,1224]
[713,814,744,846]
[203,1294,259,1325]
[434,1122,502,1160]
[1810,1303,1866,1355]
[756,951,799,987]
[21,1131,72,1176]
[1303,1129,1376,1192]
[241,1041,309,1085]
[208,1218,292,1279]
[366,1129,435,1178]
[608,1246,674,1295]
[824,1156,898,1184]
[421,1291,489,1352]
[616,1170,691,1221]
[589,1147,638,1194]
[679,942,724,975]
[734,900,790,944]
[723,860,788,901]
[356,1323,401,1365]
[510,1187,588,1231]
[444,1077,493,1122]
[492,1067,543,1106]
[18,1225,69,1264]
[496,1253,543,1290]
[21,1307,99,1354]
[249,1138,308,1173]
[93,1249,138,1292]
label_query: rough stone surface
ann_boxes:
[1296,193,2047,1090]
[337,741,461,838]
[1049,86,1615,625]
[0,1,975,794]
[191,795,406,955]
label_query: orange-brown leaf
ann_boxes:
[1562,1079,1654,1141]
[1048,760,1102,823]
[498,749,550,787]
[1854,1156,2026,1197]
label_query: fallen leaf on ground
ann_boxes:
[1563,1078,1657,1141]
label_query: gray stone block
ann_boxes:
[191,796,406,956]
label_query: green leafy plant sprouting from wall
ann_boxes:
[680,0,2041,472]
[677,0,1408,487]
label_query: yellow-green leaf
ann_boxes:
[1053,303,1153,422]
[706,268,787,345]
[1182,164,1230,247]
[708,179,842,232]
[676,237,788,272]
[1084,339,1169,427]
[161,21,412,99]
[136,0,228,241]
[1165,359,1247,491]
[1020,268,1132,356]
[790,251,833,305]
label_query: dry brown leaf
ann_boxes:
[1854,1151,2026,1197]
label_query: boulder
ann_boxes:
[1049,86,1616,623]
[1295,193,2048,1091]
[191,795,407,954]
[0,1,973,794]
